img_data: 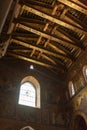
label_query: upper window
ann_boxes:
[83,66,87,82]
[68,81,75,97]
[18,76,40,108]
[19,82,36,107]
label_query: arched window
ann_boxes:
[18,76,40,108]
[20,126,34,130]
[68,81,75,97]
[83,65,87,82]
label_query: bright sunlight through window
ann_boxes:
[69,81,75,97]
[18,82,36,107]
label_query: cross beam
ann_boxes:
[20,4,86,34]
[7,52,65,71]
[58,0,87,15]
[15,23,82,49]
[11,39,69,59]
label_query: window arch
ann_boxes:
[18,76,40,108]
[20,126,34,130]
[83,65,87,82]
[68,81,75,97]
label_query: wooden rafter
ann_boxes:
[20,0,54,9]
[20,4,87,34]
[7,52,65,71]
[11,39,69,59]
[1,0,86,73]
[57,28,85,49]
[15,23,83,50]
[12,32,38,38]
[48,42,76,61]
[14,17,46,25]
[12,36,38,41]
[41,53,57,65]
[58,0,87,15]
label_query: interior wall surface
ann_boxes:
[0,59,67,130]
[66,49,87,130]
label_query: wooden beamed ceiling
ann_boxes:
[1,0,87,73]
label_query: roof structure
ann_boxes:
[0,0,87,73]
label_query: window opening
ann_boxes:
[69,81,75,97]
[83,66,87,82]
[18,76,40,108]
[20,126,34,130]
[19,82,36,107]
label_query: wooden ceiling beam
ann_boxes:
[11,39,69,59]
[7,52,65,71]
[10,49,32,53]
[20,4,86,34]
[41,54,68,69]
[12,32,38,38]
[57,28,85,49]
[41,54,57,65]
[15,23,82,50]
[12,36,38,41]
[36,5,58,46]
[14,17,46,25]
[20,0,54,9]
[48,42,76,61]
[58,0,87,15]
[10,48,57,65]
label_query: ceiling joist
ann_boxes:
[20,5,86,34]
[58,0,87,15]
[15,23,82,50]
[14,17,46,25]
[1,0,86,73]
[11,39,69,59]
[41,54,57,65]
[7,52,65,71]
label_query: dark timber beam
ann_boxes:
[13,24,77,60]
[11,39,70,60]
[57,28,85,49]
[20,0,54,9]
[15,23,82,50]
[14,17,46,25]
[58,0,87,15]
[7,52,66,71]
[12,33,38,38]
[19,4,87,34]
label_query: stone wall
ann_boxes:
[66,49,87,129]
[0,59,67,130]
